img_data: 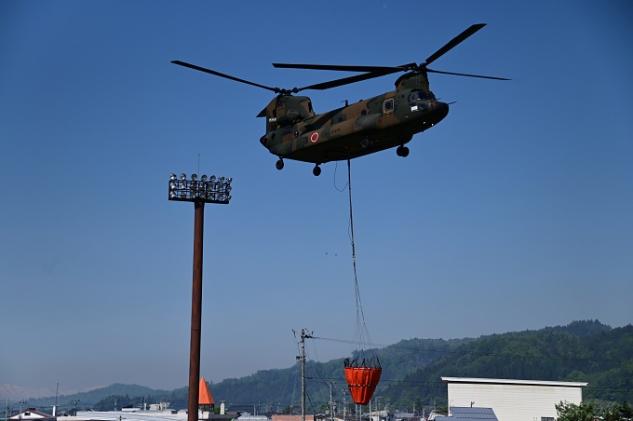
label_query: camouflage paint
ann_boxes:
[260,72,449,163]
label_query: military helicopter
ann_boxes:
[172,23,508,176]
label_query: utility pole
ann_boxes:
[71,400,79,416]
[296,328,312,421]
[328,382,334,421]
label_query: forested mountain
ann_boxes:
[159,337,470,410]
[18,321,633,412]
[150,321,633,411]
[381,321,633,408]
[208,337,470,410]
[200,320,632,410]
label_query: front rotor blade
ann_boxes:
[424,23,486,65]
[172,60,281,93]
[427,68,510,80]
[273,63,407,73]
[297,69,402,91]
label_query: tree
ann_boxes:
[602,402,633,421]
[557,401,633,421]
[555,402,595,421]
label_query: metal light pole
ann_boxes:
[168,172,232,421]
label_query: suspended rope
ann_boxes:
[343,159,382,406]
[333,160,349,192]
[346,159,370,351]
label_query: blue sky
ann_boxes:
[1,1,632,393]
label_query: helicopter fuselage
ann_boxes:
[260,83,448,164]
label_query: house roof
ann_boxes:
[10,409,54,419]
[441,377,588,387]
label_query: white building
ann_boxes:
[441,377,587,421]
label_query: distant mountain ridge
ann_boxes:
[12,384,169,408]
[202,320,632,409]
[6,321,632,410]
[382,320,633,407]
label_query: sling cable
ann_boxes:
[343,159,382,407]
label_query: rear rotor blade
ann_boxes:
[172,60,281,93]
[427,68,510,80]
[424,23,486,65]
[273,63,409,73]
[296,69,402,91]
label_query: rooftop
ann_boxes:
[441,377,588,387]
[435,407,498,421]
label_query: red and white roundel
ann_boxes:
[309,132,319,143]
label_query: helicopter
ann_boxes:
[172,23,508,176]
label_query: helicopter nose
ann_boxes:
[435,101,449,121]
[422,101,449,128]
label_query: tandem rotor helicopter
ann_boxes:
[172,23,508,176]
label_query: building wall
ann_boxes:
[447,383,582,421]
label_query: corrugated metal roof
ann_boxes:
[434,407,497,421]
[451,407,497,419]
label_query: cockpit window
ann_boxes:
[408,90,426,103]
[383,98,395,114]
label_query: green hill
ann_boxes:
[24,320,633,413]
[207,337,469,409]
[161,321,633,411]
[381,321,633,408]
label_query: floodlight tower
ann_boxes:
[168,172,232,421]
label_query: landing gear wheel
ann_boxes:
[396,145,410,157]
[275,158,284,170]
[313,165,322,177]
